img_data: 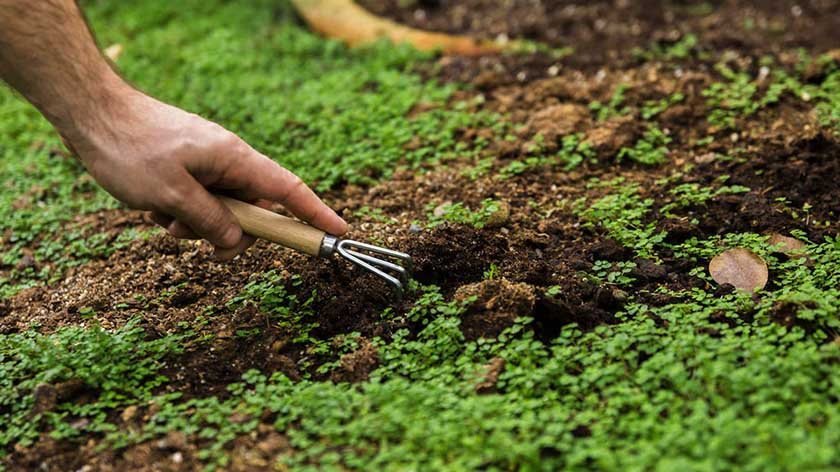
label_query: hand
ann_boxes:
[63,87,348,260]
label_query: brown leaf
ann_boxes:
[767,233,807,258]
[475,357,506,394]
[290,0,503,55]
[709,248,768,293]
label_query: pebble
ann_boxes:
[409,223,423,234]
[432,201,451,217]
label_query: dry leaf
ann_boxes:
[290,0,503,55]
[767,233,807,258]
[104,43,123,62]
[709,248,768,293]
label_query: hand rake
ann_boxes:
[218,197,412,297]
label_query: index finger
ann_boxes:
[208,147,348,236]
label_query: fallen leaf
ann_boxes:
[104,43,123,62]
[290,0,503,55]
[475,357,506,394]
[709,248,768,293]
[767,233,807,258]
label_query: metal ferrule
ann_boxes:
[319,234,338,257]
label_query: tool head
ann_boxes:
[323,237,412,297]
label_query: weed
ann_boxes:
[353,206,395,224]
[483,263,500,280]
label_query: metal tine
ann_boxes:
[338,248,404,297]
[336,240,409,297]
[340,240,413,271]
[345,249,407,279]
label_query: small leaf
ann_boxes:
[709,248,768,293]
[767,233,806,258]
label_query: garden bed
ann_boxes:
[2,0,839,470]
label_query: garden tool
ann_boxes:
[218,196,412,297]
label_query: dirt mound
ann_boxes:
[455,279,536,339]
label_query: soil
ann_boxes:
[5,1,840,470]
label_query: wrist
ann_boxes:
[50,69,137,153]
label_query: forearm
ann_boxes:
[0,0,129,141]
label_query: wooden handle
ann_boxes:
[217,196,326,256]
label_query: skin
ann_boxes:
[0,0,348,260]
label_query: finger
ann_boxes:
[213,234,257,261]
[160,171,243,248]
[197,147,348,236]
[167,220,200,240]
[149,211,173,228]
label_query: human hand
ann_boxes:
[62,86,347,260]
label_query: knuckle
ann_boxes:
[212,127,241,151]
[279,176,305,202]
[157,185,185,213]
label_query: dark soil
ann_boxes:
[5,1,840,470]
[359,0,840,66]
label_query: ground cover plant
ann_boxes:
[2,0,840,470]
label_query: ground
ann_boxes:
[1,0,839,470]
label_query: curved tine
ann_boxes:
[345,249,407,279]
[338,245,404,297]
[341,240,412,265]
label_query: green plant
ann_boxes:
[227,272,318,345]
[660,181,750,217]
[576,180,666,259]
[587,260,637,285]
[633,34,699,61]
[483,263,500,280]
[500,134,594,177]
[641,92,685,120]
[589,84,630,121]
[426,199,503,229]
[0,320,184,451]
[618,125,671,165]
[353,206,395,224]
